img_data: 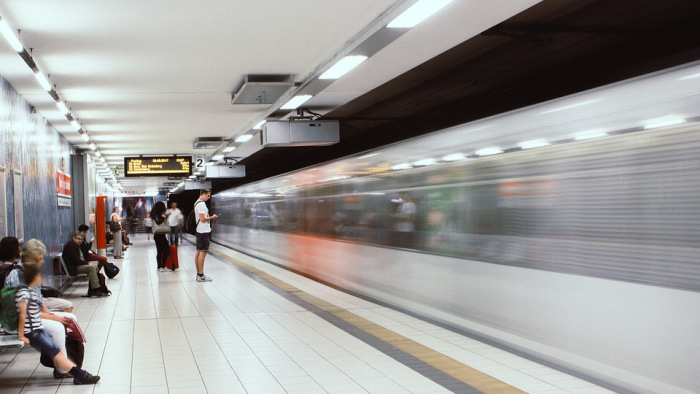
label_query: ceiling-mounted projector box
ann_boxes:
[205,165,246,178]
[262,120,339,147]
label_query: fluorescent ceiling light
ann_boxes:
[33,71,52,91]
[56,101,69,115]
[392,162,412,171]
[414,158,437,166]
[519,140,550,150]
[475,147,503,156]
[89,143,97,151]
[643,115,686,130]
[212,154,224,161]
[222,146,236,153]
[95,151,101,158]
[71,120,81,131]
[679,72,700,81]
[281,94,313,110]
[442,153,466,162]
[80,133,90,142]
[320,56,368,79]
[357,153,378,160]
[540,99,598,114]
[253,120,266,130]
[206,162,215,167]
[0,19,23,52]
[388,0,454,28]
[235,135,253,143]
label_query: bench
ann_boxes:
[0,334,24,349]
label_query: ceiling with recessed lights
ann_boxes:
[0,0,699,194]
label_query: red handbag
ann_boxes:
[64,317,86,343]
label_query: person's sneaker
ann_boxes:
[196,275,212,282]
[53,369,72,379]
[158,267,165,272]
[73,371,100,385]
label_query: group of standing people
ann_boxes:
[148,190,217,281]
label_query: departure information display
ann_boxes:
[124,156,192,177]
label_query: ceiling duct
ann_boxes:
[231,74,295,105]
[193,137,225,149]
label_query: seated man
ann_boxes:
[77,225,106,273]
[62,232,108,297]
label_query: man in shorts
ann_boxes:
[194,189,218,282]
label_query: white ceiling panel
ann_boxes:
[0,0,541,193]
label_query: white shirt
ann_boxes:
[166,208,183,227]
[394,201,416,232]
[195,200,211,233]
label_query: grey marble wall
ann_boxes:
[0,74,76,286]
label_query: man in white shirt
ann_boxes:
[166,202,184,246]
[194,189,218,282]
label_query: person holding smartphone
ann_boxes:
[194,189,218,282]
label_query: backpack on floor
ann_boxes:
[185,201,202,235]
[103,262,120,279]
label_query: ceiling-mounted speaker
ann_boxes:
[193,137,225,149]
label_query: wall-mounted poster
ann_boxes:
[12,170,23,242]
[57,170,72,207]
[0,167,6,238]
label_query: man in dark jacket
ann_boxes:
[62,232,108,297]
[77,224,107,273]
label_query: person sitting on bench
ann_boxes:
[62,232,108,297]
[77,225,107,273]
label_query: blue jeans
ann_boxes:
[28,329,61,358]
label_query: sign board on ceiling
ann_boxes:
[124,156,192,177]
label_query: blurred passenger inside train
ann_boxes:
[77,225,107,274]
[392,192,417,248]
[150,201,171,271]
[62,232,109,297]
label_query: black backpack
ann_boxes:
[185,201,202,235]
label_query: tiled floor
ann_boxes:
[0,236,613,393]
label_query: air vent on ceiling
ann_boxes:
[231,74,294,104]
[193,137,225,149]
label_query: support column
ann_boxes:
[96,196,107,257]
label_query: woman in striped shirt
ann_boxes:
[16,263,100,385]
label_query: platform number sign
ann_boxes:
[195,154,205,172]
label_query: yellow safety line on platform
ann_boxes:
[209,246,524,394]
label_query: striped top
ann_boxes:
[15,287,42,333]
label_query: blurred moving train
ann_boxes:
[212,62,700,393]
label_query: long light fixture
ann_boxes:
[56,101,69,115]
[0,17,23,52]
[33,71,52,91]
[320,55,368,79]
[80,132,90,142]
[281,94,313,110]
[222,146,236,153]
[212,154,224,161]
[387,0,454,28]
[235,134,253,143]
[253,120,266,130]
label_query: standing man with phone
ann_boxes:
[194,189,218,282]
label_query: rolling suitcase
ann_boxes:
[165,245,179,270]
